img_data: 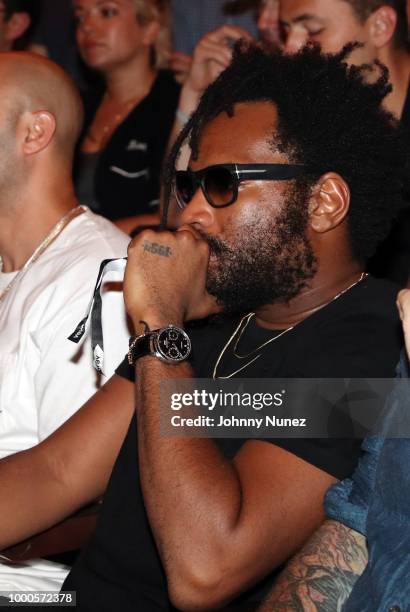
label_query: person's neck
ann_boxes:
[254,264,364,330]
[378,47,410,118]
[104,54,156,103]
[0,189,79,273]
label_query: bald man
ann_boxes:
[0,53,130,591]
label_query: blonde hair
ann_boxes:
[133,0,171,68]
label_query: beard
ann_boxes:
[203,184,318,316]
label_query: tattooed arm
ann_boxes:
[258,520,368,611]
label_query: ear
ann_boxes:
[21,111,56,156]
[141,19,161,47]
[3,12,31,49]
[308,173,350,234]
[367,6,397,49]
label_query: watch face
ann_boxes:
[156,326,191,362]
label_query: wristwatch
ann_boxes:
[128,325,192,365]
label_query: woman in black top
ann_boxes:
[73,0,180,233]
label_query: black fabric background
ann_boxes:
[367,85,410,285]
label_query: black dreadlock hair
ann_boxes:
[164,42,405,264]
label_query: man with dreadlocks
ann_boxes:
[0,43,403,610]
[174,0,410,285]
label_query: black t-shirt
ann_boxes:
[74,70,180,221]
[367,84,410,285]
[62,276,402,611]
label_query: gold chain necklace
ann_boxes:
[86,79,155,148]
[233,313,294,359]
[212,272,368,380]
[0,206,86,303]
[86,96,139,146]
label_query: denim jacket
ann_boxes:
[325,355,410,611]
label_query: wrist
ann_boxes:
[176,108,190,126]
[131,312,184,335]
[179,84,201,113]
[128,322,191,366]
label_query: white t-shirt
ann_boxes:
[0,208,130,591]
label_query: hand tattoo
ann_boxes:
[143,241,172,258]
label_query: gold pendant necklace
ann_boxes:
[87,96,139,146]
[0,206,86,303]
[212,272,368,380]
[86,78,155,148]
[212,315,293,380]
[233,313,294,359]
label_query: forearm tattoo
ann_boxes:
[143,241,172,257]
[259,521,368,611]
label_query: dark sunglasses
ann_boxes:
[173,163,316,209]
